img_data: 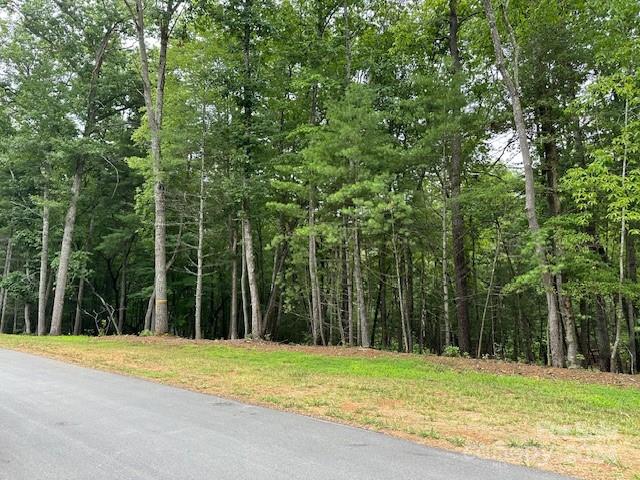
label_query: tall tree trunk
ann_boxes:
[241,235,250,338]
[44,270,53,319]
[343,233,354,346]
[353,226,370,347]
[118,260,126,335]
[73,216,94,336]
[37,186,49,336]
[194,154,206,340]
[482,0,564,367]
[152,172,168,334]
[229,225,239,340]
[392,232,410,352]
[448,0,471,355]
[539,110,579,368]
[627,234,637,373]
[403,242,414,352]
[441,201,451,347]
[0,236,12,333]
[12,300,17,334]
[49,23,114,336]
[308,191,323,345]
[611,98,629,372]
[263,241,287,338]
[49,164,82,335]
[144,289,155,332]
[126,0,176,335]
[335,248,346,345]
[24,302,31,335]
[243,217,262,339]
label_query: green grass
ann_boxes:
[1,334,639,480]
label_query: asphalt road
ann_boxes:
[0,348,572,480]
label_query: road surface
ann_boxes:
[0,348,572,480]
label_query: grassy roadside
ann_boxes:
[1,335,638,480]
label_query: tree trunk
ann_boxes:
[49,22,113,336]
[241,235,250,338]
[627,234,637,373]
[482,0,564,367]
[152,175,168,335]
[144,289,155,332]
[344,232,354,346]
[441,201,451,347]
[37,186,49,336]
[194,154,206,340]
[353,226,369,347]
[118,260,126,335]
[539,109,579,368]
[308,191,323,345]
[50,164,82,335]
[448,0,471,355]
[12,300,17,334]
[24,303,31,335]
[0,236,12,334]
[335,248,346,345]
[403,242,414,352]
[263,241,287,337]
[229,225,239,340]
[392,233,410,352]
[73,217,94,336]
[611,98,629,372]
[243,217,262,339]
[127,0,174,335]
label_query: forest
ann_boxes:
[0,0,638,374]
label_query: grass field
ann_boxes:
[1,335,638,480]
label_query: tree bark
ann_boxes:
[243,217,262,339]
[539,109,579,368]
[441,201,451,347]
[229,225,239,340]
[117,259,126,335]
[24,302,31,335]
[0,236,12,334]
[126,0,178,335]
[482,0,564,367]
[626,234,637,373]
[263,241,287,338]
[241,234,250,338]
[611,98,629,372]
[308,190,324,344]
[194,153,206,340]
[12,300,17,334]
[143,292,155,332]
[49,164,82,335]
[49,22,114,336]
[448,0,471,355]
[392,232,410,352]
[37,186,49,336]
[403,242,414,352]
[353,226,369,347]
[342,233,354,346]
